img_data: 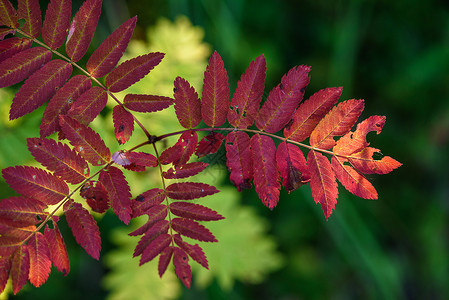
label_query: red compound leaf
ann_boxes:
[225,131,253,191]
[139,233,171,266]
[28,232,51,287]
[0,196,46,228]
[169,202,224,221]
[173,131,198,167]
[201,51,229,127]
[64,202,101,260]
[112,105,134,145]
[18,0,42,39]
[195,131,225,157]
[131,188,165,218]
[124,94,173,113]
[163,162,208,179]
[159,144,182,165]
[0,0,17,28]
[173,247,191,288]
[348,147,402,175]
[0,38,33,63]
[158,246,174,278]
[67,86,108,126]
[171,218,217,242]
[276,142,310,193]
[133,220,169,251]
[44,224,69,276]
[42,0,72,50]
[166,182,219,200]
[173,234,208,269]
[126,151,157,168]
[11,245,29,295]
[130,206,167,237]
[80,181,110,214]
[173,76,201,129]
[228,54,266,128]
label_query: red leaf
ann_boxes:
[105,52,164,93]
[0,37,32,64]
[27,137,90,184]
[59,115,111,166]
[169,202,224,221]
[310,99,365,150]
[124,94,173,113]
[195,131,225,157]
[40,75,92,138]
[80,181,110,214]
[139,233,171,266]
[348,147,402,174]
[65,0,102,62]
[0,224,35,241]
[228,54,266,128]
[276,142,310,193]
[0,0,17,28]
[173,131,198,167]
[225,131,253,191]
[112,105,134,145]
[173,76,201,129]
[18,0,42,38]
[307,150,338,220]
[331,156,377,199]
[42,0,72,50]
[166,182,219,200]
[0,27,14,40]
[0,257,11,293]
[28,232,51,287]
[67,86,108,125]
[11,245,29,295]
[0,236,22,259]
[159,144,182,165]
[127,151,157,167]
[99,166,132,225]
[131,188,165,218]
[158,246,174,277]
[87,16,136,78]
[2,166,69,205]
[284,87,343,142]
[256,65,310,133]
[163,162,208,179]
[64,202,101,260]
[171,218,217,242]
[173,247,191,288]
[133,220,169,256]
[130,206,167,237]
[0,196,46,227]
[0,47,52,88]
[250,134,280,209]
[44,224,69,276]
[201,51,229,127]
[173,234,208,269]
[9,59,73,120]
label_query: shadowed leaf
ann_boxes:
[225,131,253,191]
[42,0,72,50]
[0,38,33,63]
[18,0,42,38]
[166,182,219,200]
[195,131,225,157]
[169,202,224,221]
[171,218,217,242]
[276,142,310,193]
[0,0,17,28]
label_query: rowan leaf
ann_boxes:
[173,247,191,288]
[133,220,169,255]
[173,131,198,167]
[284,87,343,142]
[0,257,11,293]
[166,182,219,200]
[27,137,90,184]
[64,202,101,260]
[0,224,35,241]
[42,0,72,50]
[163,162,208,179]
[28,232,51,287]
[59,115,111,166]
[124,94,173,113]
[0,47,52,88]
[159,144,182,165]
[0,27,14,40]
[131,188,165,218]
[65,0,102,62]
[195,131,225,157]
[44,224,69,276]
[169,202,224,221]
[0,196,46,227]
[307,150,338,220]
[171,218,217,242]
[80,181,110,213]
[201,51,229,127]
[18,0,42,38]
[255,65,310,133]
[130,206,167,237]
[173,76,201,129]
[228,54,266,128]
[276,142,310,193]
[99,166,132,225]
[11,245,29,295]
[225,131,253,191]
[158,246,174,277]
[348,147,402,174]
[139,233,171,266]
[40,75,92,138]
[2,166,69,205]
[0,37,33,63]
[126,151,157,168]
[87,16,137,78]
[173,234,208,269]
[0,0,17,28]
[310,99,365,150]
[9,59,73,120]
[112,105,134,145]
[250,134,280,209]
[67,86,108,126]
[105,52,164,92]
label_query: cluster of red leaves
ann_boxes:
[0,0,401,295]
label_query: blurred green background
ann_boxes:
[1,0,449,299]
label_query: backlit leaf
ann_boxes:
[11,245,29,295]
[131,188,165,218]
[171,218,217,242]
[173,234,208,269]
[67,86,108,125]
[42,0,72,50]
[276,142,310,193]
[112,105,134,145]
[163,162,208,179]
[0,37,32,63]
[18,0,42,38]
[225,131,253,191]
[173,76,201,129]
[169,202,224,221]
[124,94,173,113]
[0,196,46,228]
[28,232,51,287]
[0,236,22,258]
[139,233,171,266]
[0,0,17,28]
[166,182,219,200]
[173,247,191,288]
[44,224,69,276]
[348,147,402,174]
[195,131,225,157]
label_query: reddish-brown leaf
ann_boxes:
[11,245,29,295]
[112,105,134,145]
[2,166,69,205]
[173,131,198,167]
[201,51,229,127]
[124,94,173,113]
[64,202,101,260]
[105,52,164,92]
[40,75,92,138]
[42,0,72,50]
[250,134,280,209]
[284,87,343,142]
[276,142,310,193]
[133,219,169,256]
[59,115,111,166]
[0,0,17,28]
[126,151,157,168]
[0,27,14,40]
[169,202,224,221]
[65,0,102,62]
[307,150,338,220]
[0,196,46,228]
[18,0,42,38]
[80,181,110,214]
[163,162,208,179]
[331,156,377,199]
[67,86,108,126]
[139,233,171,266]
[225,131,253,191]
[228,54,266,128]
[44,224,69,276]
[9,59,72,120]
[348,147,402,174]
[171,218,217,242]
[0,38,32,64]
[158,246,174,277]
[99,166,132,225]
[173,76,201,129]
[27,137,90,184]
[255,65,310,133]
[0,257,11,293]
[28,232,51,287]
[0,224,35,241]
[159,144,182,165]
[310,99,365,150]
[130,206,167,237]
[173,247,191,288]
[0,47,52,88]
[131,188,165,218]
[0,236,22,258]
[173,234,208,269]
[195,131,225,157]
[87,16,136,78]
[166,182,219,200]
